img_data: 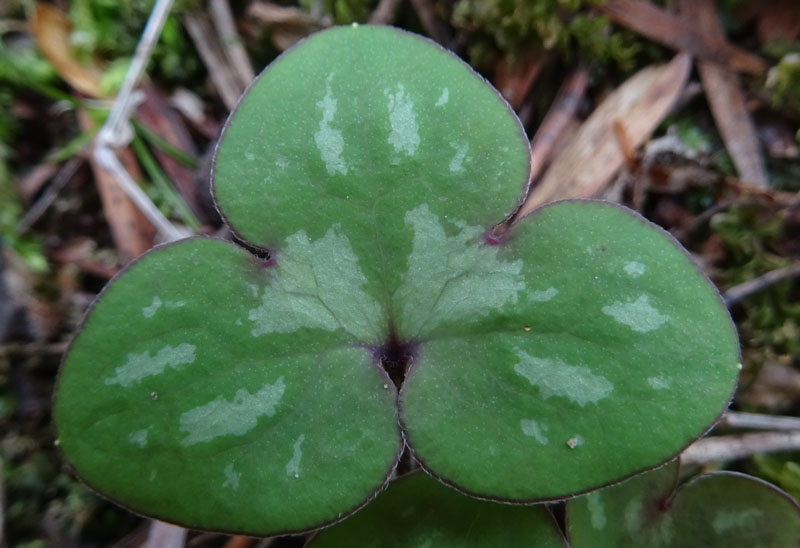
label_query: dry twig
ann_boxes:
[682,431,800,465]
[246,1,326,50]
[144,521,186,548]
[724,261,800,305]
[17,157,83,232]
[516,52,691,217]
[0,341,69,360]
[409,0,452,46]
[94,0,185,244]
[209,0,255,88]
[721,411,800,432]
[527,67,589,182]
[600,0,766,75]
[493,52,546,112]
[86,112,159,261]
[681,0,768,187]
[369,0,404,25]
[183,12,243,110]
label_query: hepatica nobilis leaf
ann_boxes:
[567,460,800,547]
[310,472,567,547]
[55,25,740,534]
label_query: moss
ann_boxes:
[767,53,800,113]
[450,0,643,71]
[565,13,641,71]
[712,205,800,358]
[67,0,203,84]
[311,0,374,24]
[0,41,58,90]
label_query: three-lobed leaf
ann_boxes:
[568,460,800,547]
[55,25,740,534]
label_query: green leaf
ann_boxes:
[567,460,800,547]
[310,472,567,547]
[399,202,739,500]
[55,24,740,535]
[55,239,401,535]
[213,25,530,269]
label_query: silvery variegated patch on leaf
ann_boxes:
[55,25,740,535]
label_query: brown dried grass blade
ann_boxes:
[681,0,768,187]
[492,51,546,111]
[517,52,691,218]
[30,4,105,97]
[600,0,766,75]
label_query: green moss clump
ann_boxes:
[450,0,642,71]
[767,53,800,113]
[712,205,800,357]
[305,0,374,24]
[67,0,203,84]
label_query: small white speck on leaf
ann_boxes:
[567,435,584,448]
[222,463,241,490]
[587,492,607,529]
[142,296,162,318]
[625,496,644,533]
[128,428,150,448]
[624,261,646,278]
[520,419,549,445]
[648,376,670,390]
[448,142,469,173]
[435,87,449,107]
[285,434,306,478]
[142,297,184,317]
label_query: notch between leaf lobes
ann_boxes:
[372,324,417,390]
